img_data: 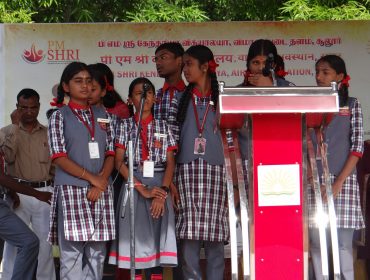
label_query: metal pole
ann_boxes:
[316,128,341,279]
[221,129,238,280]
[127,141,136,280]
[232,129,250,279]
[307,129,329,279]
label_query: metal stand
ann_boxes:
[121,89,146,280]
[231,129,250,280]
[307,128,329,279]
[270,68,277,87]
[315,127,341,279]
[221,129,250,280]
[221,129,238,280]
[127,141,136,280]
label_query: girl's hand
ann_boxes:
[150,198,165,219]
[140,186,167,200]
[87,186,102,202]
[89,174,108,192]
[321,179,344,202]
[170,183,180,211]
[248,73,273,86]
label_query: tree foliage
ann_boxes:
[126,0,208,22]
[279,0,370,20]
[1,0,370,23]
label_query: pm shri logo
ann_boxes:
[22,43,45,64]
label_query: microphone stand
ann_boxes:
[262,53,277,87]
[127,86,147,280]
[270,68,277,87]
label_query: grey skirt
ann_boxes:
[108,170,178,269]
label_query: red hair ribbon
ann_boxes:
[50,97,64,108]
[208,60,219,73]
[104,76,114,91]
[276,69,288,78]
[341,75,350,88]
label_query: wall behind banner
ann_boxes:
[0,21,369,138]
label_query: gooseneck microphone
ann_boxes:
[262,53,275,77]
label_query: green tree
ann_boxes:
[279,0,370,20]
[2,0,370,23]
[0,2,34,23]
[125,0,208,22]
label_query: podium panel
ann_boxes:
[252,113,304,279]
[217,82,339,280]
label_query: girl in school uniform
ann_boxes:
[108,77,178,280]
[308,55,364,280]
[87,63,121,132]
[167,45,228,280]
[240,39,294,87]
[48,61,116,280]
[235,39,295,194]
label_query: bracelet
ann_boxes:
[134,182,147,188]
[161,186,170,194]
[78,168,86,179]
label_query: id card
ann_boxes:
[143,160,154,178]
[194,137,206,155]
[88,141,100,159]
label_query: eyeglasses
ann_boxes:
[17,105,39,112]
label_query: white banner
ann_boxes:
[0,24,4,127]
[1,21,369,138]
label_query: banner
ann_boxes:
[1,21,369,138]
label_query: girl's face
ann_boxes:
[88,79,106,106]
[129,82,155,114]
[248,55,269,74]
[315,61,344,87]
[62,70,92,104]
[183,54,207,84]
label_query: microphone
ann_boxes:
[142,83,150,100]
[262,53,275,77]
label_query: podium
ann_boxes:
[218,83,339,280]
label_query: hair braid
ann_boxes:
[210,72,219,108]
[339,84,349,107]
[177,84,194,123]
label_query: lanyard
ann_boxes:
[140,121,155,161]
[131,118,155,162]
[191,94,211,137]
[69,105,96,141]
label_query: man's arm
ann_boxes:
[0,174,52,204]
[0,124,19,163]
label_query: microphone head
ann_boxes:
[143,83,150,92]
[142,83,151,99]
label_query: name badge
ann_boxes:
[88,141,100,159]
[97,118,110,123]
[154,133,167,138]
[194,137,206,155]
[143,160,154,177]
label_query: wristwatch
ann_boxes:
[161,186,170,193]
